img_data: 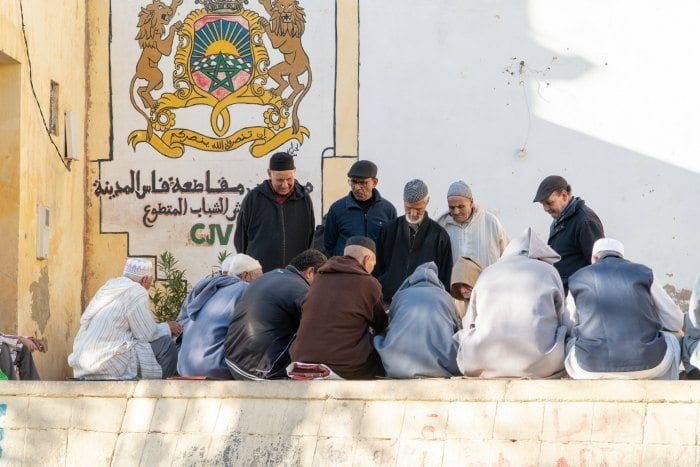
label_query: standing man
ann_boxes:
[324,160,397,257]
[375,179,453,302]
[438,180,509,268]
[234,152,315,272]
[533,175,604,293]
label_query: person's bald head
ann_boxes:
[344,243,376,274]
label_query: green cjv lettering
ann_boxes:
[190,223,234,245]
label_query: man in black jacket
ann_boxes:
[375,179,453,302]
[223,249,327,380]
[533,175,604,293]
[234,152,315,272]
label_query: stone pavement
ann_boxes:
[0,379,699,466]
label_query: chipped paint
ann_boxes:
[663,284,691,311]
[29,266,50,334]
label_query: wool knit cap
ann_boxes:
[269,152,295,171]
[347,160,378,178]
[592,238,625,257]
[221,255,233,274]
[228,254,263,276]
[533,175,569,202]
[123,258,153,278]
[447,180,473,199]
[403,179,429,202]
[345,236,376,255]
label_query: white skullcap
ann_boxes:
[123,258,153,278]
[221,255,233,274]
[592,238,625,257]
[228,254,262,276]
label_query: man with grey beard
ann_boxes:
[375,179,453,302]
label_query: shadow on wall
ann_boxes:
[358,1,700,302]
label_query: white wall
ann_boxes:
[360,0,700,297]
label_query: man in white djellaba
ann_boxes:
[68,259,181,380]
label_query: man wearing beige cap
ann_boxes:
[69,258,180,380]
[177,254,262,379]
[565,238,683,380]
[438,180,508,269]
[533,175,604,293]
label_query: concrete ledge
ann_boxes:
[1,380,699,465]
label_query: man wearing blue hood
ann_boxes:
[374,262,460,378]
[177,254,263,379]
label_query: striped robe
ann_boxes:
[68,277,170,379]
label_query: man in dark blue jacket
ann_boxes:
[533,175,604,293]
[223,249,327,380]
[324,160,396,257]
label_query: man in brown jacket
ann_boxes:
[290,236,388,379]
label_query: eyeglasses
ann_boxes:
[348,178,372,188]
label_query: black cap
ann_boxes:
[533,175,569,202]
[347,160,377,179]
[345,236,376,255]
[269,152,295,171]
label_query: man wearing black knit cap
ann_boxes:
[234,152,315,272]
[533,175,604,293]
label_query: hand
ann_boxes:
[167,321,182,337]
[18,336,39,352]
[258,17,269,29]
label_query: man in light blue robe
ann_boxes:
[374,262,460,378]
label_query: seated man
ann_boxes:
[455,228,567,378]
[450,256,483,322]
[566,238,683,380]
[224,249,327,380]
[683,275,700,378]
[374,262,460,378]
[178,254,263,379]
[0,333,46,380]
[290,237,387,379]
[68,259,181,380]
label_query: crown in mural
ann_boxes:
[195,0,248,14]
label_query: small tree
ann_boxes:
[150,251,189,323]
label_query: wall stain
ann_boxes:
[663,284,691,311]
[30,266,50,334]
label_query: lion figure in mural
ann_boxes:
[129,0,183,133]
[258,0,312,133]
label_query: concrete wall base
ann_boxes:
[0,379,698,465]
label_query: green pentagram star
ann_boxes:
[202,52,237,93]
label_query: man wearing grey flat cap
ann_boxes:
[234,152,315,272]
[375,179,453,302]
[533,175,604,293]
[324,160,397,257]
[438,180,509,269]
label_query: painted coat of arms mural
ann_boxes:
[127,0,311,158]
[98,0,334,279]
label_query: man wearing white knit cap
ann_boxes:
[438,180,509,269]
[565,238,683,380]
[178,253,263,378]
[375,179,453,302]
[69,258,180,380]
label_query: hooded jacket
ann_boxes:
[547,197,604,290]
[224,265,311,379]
[177,274,248,379]
[450,257,483,321]
[454,228,567,378]
[290,256,387,379]
[375,215,453,301]
[234,180,315,272]
[374,262,460,378]
[324,189,397,257]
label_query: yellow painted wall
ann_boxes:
[0,0,87,379]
